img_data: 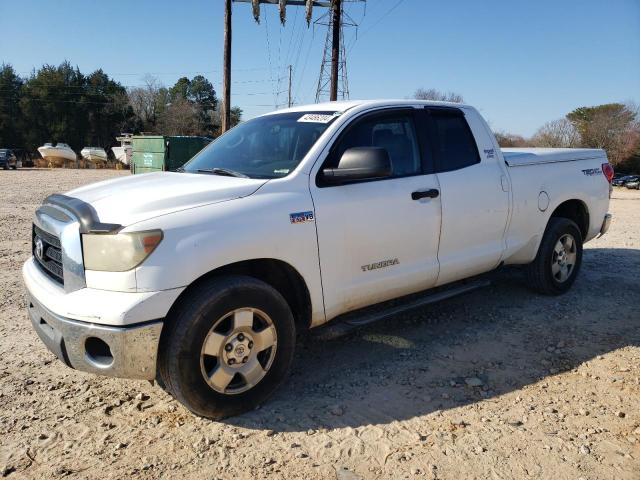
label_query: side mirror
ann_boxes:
[322,147,392,185]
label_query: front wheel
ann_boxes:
[158,275,296,419]
[525,217,583,295]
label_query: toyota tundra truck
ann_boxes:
[24,100,614,419]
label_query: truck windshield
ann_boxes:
[183,111,339,179]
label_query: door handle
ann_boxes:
[411,189,439,200]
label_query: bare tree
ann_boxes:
[531,118,581,148]
[567,103,637,166]
[127,75,167,131]
[414,88,464,103]
[156,98,201,136]
[494,131,530,147]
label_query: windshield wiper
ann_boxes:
[196,167,249,178]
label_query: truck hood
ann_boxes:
[66,172,268,226]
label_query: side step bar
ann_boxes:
[312,279,491,340]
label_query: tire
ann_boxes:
[525,217,583,295]
[158,275,296,419]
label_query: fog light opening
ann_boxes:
[85,337,113,367]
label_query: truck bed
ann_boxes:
[502,148,606,167]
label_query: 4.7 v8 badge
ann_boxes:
[289,211,315,224]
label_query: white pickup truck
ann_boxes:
[24,100,613,418]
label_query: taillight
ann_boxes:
[602,163,614,183]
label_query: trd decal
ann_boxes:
[361,258,399,272]
[582,168,602,176]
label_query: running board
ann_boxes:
[312,279,491,340]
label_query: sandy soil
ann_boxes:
[0,169,638,480]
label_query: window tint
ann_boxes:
[329,112,421,177]
[430,110,480,172]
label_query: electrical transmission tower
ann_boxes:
[315,0,362,103]
[315,5,346,102]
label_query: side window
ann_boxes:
[429,110,480,172]
[329,112,421,178]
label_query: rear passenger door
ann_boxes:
[424,107,510,285]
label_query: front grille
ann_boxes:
[33,224,64,286]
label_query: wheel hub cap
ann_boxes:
[551,234,577,283]
[200,308,277,395]
[223,333,253,366]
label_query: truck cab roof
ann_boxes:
[270,99,472,115]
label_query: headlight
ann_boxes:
[82,230,163,272]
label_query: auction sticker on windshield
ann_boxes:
[297,113,336,123]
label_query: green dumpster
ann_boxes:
[131,136,211,174]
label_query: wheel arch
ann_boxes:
[163,258,313,334]
[548,199,589,239]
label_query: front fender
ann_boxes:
[130,178,326,326]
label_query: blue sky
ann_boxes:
[2,0,639,136]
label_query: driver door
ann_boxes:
[310,109,442,321]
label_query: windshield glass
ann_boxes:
[183,111,338,179]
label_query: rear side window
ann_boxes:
[429,109,480,172]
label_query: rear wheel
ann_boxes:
[526,217,583,295]
[158,275,296,419]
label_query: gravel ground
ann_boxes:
[0,169,638,480]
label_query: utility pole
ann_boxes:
[329,0,341,102]
[222,0,232,133]
[288,65,293,107]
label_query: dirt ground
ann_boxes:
[0,169,638,480]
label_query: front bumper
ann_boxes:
[27,292,163,380]
[23,258,184,380]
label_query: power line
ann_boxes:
[264,8,278,106]
[16,67,278,76]
[288,5,312,101]
[283,6,301,68]
[293,24,316,104]
[347,0,405,54]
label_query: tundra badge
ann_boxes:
[361,258,399,272]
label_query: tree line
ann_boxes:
[0,62,243,156]
[414,88,640,172]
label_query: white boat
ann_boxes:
[37,143,77,165]
[81,147,108,163]
[111,134,133,166]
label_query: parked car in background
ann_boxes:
[624,176,640,189]
[0,149,19,169]
[612,175,636,186]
